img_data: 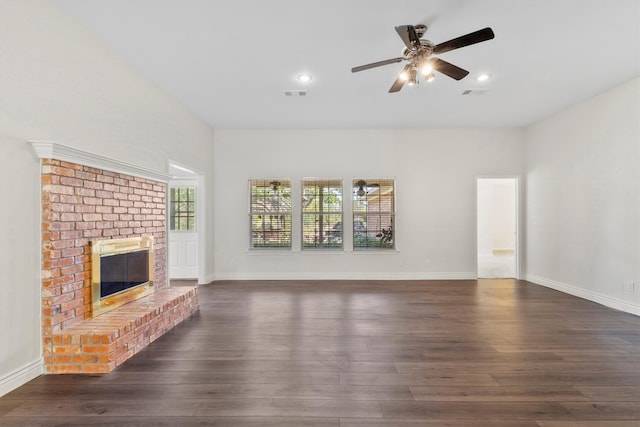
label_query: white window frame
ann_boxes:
[352,178,395,250]
[301,178,343,250]
[248,179,292,249]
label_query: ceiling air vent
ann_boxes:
[284,90,307,97]
[462,89,489,96]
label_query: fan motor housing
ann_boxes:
[402,40,435,60]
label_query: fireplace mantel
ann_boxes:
[29,140,171,183]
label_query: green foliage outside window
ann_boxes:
[352,179,395,249]
[170,187,196,231]
[250,180,292,248]
[302,180,343,249]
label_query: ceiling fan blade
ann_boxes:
[351,57,403,73]
[389,64,412,93]
[433,27,495,55]
[395,25,421,51]
[431,57,469,80]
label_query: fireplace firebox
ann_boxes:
[91,236,154,317]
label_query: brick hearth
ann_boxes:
[39,158,198,373]
[48,287,198,374]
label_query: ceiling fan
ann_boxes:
[351,24,495,93]
[354,180,379,197]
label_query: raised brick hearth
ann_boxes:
[49,287,198,374]
[39,157,199,374]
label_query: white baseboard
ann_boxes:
[200,271,216,285]
[213,272,477,281]
[526,274,640,316]
[0,358,43,398]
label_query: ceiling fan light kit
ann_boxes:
[352,24,495,93]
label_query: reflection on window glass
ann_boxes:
[352,179,395,249]
[249,179,292,249]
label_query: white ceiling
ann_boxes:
[54,0,640,129]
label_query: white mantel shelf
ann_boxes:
[29,140,171,183]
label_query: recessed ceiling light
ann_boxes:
[297,73,312,83]
[476,73,491,82]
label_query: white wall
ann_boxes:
[213,129,524,280]
[0,0,215,395]
[524,77,640,314]
[477,178,517,256]
[492,180,516,251]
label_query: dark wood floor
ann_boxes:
[1,279,639,426]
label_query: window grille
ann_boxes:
[169,187,196,231]
[249,179,292,249]
[302,179,343,249]
[352,179,395,250]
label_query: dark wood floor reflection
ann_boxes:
[2,279,639,426]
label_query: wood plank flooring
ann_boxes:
[1,279,639,426]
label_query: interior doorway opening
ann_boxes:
[477,178,518,279]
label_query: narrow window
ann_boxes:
[353,179,395,250]
[302,179,343,249]
[249,179,292,249]
[169,187,196,231]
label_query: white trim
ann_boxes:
[168,177,206,283]
[196,175,207,285]
[351,249,400,255]
[246,249,295,255]
[201,272,216,285]
[29,141,171,182]
[298,249,348,255]
[169,170,207,285]
[526,274,640,316]
[167,159,202,177]
[0,358,43,398]
[213,272,476,281]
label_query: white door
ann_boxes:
[169,180,199,279]
[477,178,518,279]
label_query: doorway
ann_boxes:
[168,161,205,282]
[477,178,518,279]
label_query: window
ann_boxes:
[302,179,343,249]
[353,179,395,249]
[249,179,292,248]
[169,187,196,231]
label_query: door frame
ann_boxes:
[168,161,206,284]
[475,176,521,279]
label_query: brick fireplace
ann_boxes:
[33,142,199,374]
